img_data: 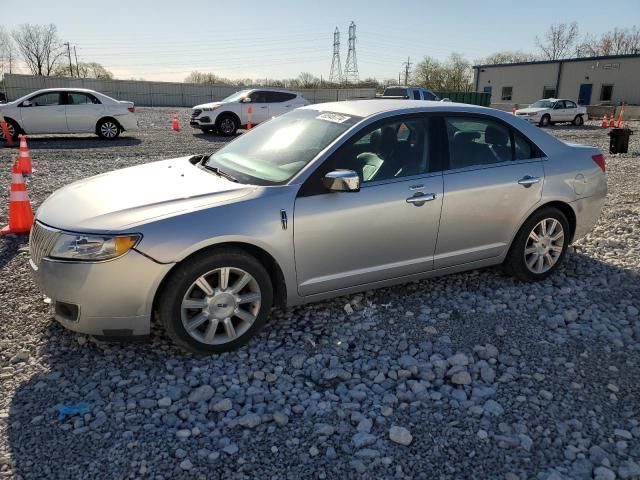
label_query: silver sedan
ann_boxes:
[29,100,607,354]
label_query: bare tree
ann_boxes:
[476,50,538,65]
[12,23,64,76]
[536,22,579,60]
[0,26,17,74]
[53,61,113,79]
[575,26,640,57]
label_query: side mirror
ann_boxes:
[241,97,252,103]
[323,169,360,192]
[22,100,32,107]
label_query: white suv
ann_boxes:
[190,89,310,136]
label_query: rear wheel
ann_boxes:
[539,114,551,127]
[158,248,273,355]
[504,207,570,282]
[215,114,238,136]
[0,118,20,141]
[572,115,584,126]
[97,118,121,139]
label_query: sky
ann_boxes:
[2,0,639,82]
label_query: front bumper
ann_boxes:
[30,250,172,337]
[190,116,213,128]
[517,115,540,123]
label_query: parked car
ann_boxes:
[0,88,137,140]
[190,88,310,136]
[515,98,588,127]
[381,86,441,101]
[30,100,606,354]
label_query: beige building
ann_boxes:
[473,53,640,108]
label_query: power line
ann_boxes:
[344,21,359,83]
[329,27,343,83]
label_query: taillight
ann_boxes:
[592,154,606,172]
[128,106,135,113]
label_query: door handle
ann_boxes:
[406,192,436,204]
[260,106,267,109]
[518,175,541,187]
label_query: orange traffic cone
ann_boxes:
[247,106,253,130]
[1,118,15,147]
[616,106,624,128]
[17,135,32,176]
[601,115,608,128]
[609,116,615,128]
[0,161,33,235]
[172,113,180,131]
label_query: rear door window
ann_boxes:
[67,93,101,105]
[444,116,513,169]
[412,90,421,100]
[265,91,297,103]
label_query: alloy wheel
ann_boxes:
[100,122,119,138]
[524,218,564,274]
[0,123,15,140]
[220,118,235,135]
[181,267,261,345]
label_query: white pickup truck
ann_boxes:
[515,98,588,127]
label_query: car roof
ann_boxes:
[300,99,490,118]
[29,88,101,94]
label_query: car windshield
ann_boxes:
[530,100,554,108]
[204,109,361,185]
[220,90,251,103]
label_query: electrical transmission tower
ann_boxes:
[344,21,359,83]
[329,27,343,83]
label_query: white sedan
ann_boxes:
[515,99,588,127]
[0,88,138,140]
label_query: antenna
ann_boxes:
[329,27,343,83]
[344,21,359,83]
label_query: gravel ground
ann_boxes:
[0,108,639,480]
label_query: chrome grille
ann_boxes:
[29,222,60,267]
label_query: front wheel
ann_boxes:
[0,118,20,141]
[157,248,273,354]
[97,119,121,139]
[572,115,584,126]
[539,114,551,127]
[215,114,238,136]
[504,207,570,282]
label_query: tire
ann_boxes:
[0,118,20,141]
[97,118,121,139]
[504,207,570,282]
[157,248,273,355]
[215,114,238,136]
[539,114,551,127]
[572,115,584,126]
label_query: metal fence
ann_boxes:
[2,74,376,107]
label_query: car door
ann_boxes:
[264,91,292,118]
[434,114,545,269]
[65,92,104,132]
[552,100,568,122]
[564,100,578,121]
[294,114,444,296]
[242,91,269,125]
[19,92,68,133]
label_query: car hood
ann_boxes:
[36,156,255,232]
[193,102,224,110]
[517,107,548,114]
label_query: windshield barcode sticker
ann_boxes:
[316,112,351,123]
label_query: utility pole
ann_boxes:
[63,42,73,77]
[73,46,80,78]
[402,57,412,86]
[344,21,359,83]
[329,27,343,84]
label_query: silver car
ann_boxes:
[29,100,607,354]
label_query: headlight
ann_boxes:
[202,106,220,111]
[49,233,141,261]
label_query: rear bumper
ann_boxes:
[115,114,139,131]
[30,250,172,336]
[571,193,606,241]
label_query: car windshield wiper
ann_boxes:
[202,164,238,183]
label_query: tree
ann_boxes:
[291,72,320,88]
[412,53,473,92]
[476,50,538,65]
[185,71,219,85]
[0,27,17,75]
[536,22,579,60]
[576,26,640,57]
[52,61,113,79]
[12,23,64,76]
